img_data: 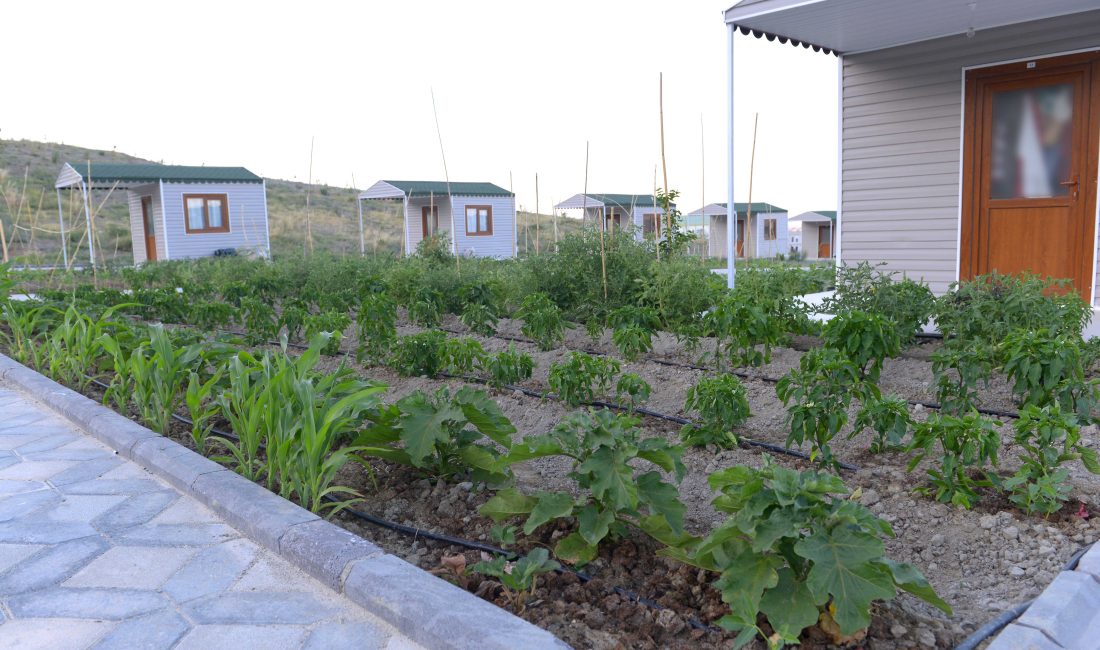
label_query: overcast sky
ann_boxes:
[2,0,838,217]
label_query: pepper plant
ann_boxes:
[484,345,535,388]
[702,296,784,370]
[851,394,912,452]
[999,328,1084,408]
[821,310,901,383]
[906,412,1001,509]
[1004,404,1100,515]
[662,457,950,648]
[548,352,621,407]
[356,292,398,364]
[516,293,567,351]
[609,305,660,362]
[681,374,750,449]
[388,330,447,377]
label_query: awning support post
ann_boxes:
[55,189,68,267]
[80,181,94,267]
[726,23,737,289]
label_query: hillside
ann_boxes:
[0,139,581,265]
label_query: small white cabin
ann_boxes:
[359,180,516,258]
[55,162,270,265]
[553,194,671,240]
[789,211,835,260]
[689,202,788,259]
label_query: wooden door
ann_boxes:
[422,205,439,237]
[818,223,832,258]
[141,196,157,261]
[736,219,746,257]
[961,52,1100,300]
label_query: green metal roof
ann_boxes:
[815,210,837,220]
[587,193,663,209]
[717,202,786,214]
[64,163,261,185]
[384,180,512,198]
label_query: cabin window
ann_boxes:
[422,205,440,236]
[183,194,230,233]
[465,205,492,236]
[763,218,777,241]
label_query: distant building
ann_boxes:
[55,162,270,265]
[359,180,516,258]
[686,202,788,259]
[553,194,672,240]
[789,211,835,260]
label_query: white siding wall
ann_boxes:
[754,211,789,259]
[802,224,822,261]
[451,195,515,259]
[406,196,453,253]
[841,10,1100,296]
[160,182,269,259]
[126,184,164,264]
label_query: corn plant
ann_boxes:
[471,548,560,613]
[214,351,267,481]
[443,336,487,375]
[548,352,621,407]
[99,330,141,415]
[663,456,950,648]
[906,412,1001,509]
[1004,404,1100,515]
[821,310,901,383]
[776,347,874,468]
[852,394,912,452]
[355,386,515,483]
[614,373,651,412]
[516,293,567,351]
[185,369,224,455]
[483,410,686,565]
[43,304,128,391]
[681,374,749,449]
[609,305,660,362]
[388,330,447,377]
[356,292,397,364]
[484,345,534,388]
[1,301,51,370]
[129,326,205,435]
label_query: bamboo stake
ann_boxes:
[591,143,607,300]
[659,73,671,253]
[305,136,315,256]
[701,113,707,259]
[0,213,8,263]
[653,165,660,262]
[746,113,759,259]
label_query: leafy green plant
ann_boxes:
[548,352,621,407]
[389,330,447,377]
[483,409,686,565]
[191,300,235,333]
[303,311,351,356]
[906,412,1001,509]
[460,302,498,336]
[356,292,397,364]
[663,457,950,647]
[776,348,874,468]
[822,263,935,342]
[931,340,996,416]
[471,548,560,613]
[681,374,749,449]
[516,293,567,351]
[277,300,309,342]
[609,305,660,361]
[614,373,651,412]
[185,369,224,455]
[935,272,1091,343]
[485,345,535,388]
[702,296,785,369]
[238,297,278,345]
[821,310,901,382]
[214,351,267,481]
[408,287,443,327]
[1,301,51,370]
[43,303,127,391]
[852,394,911,452]
[443,336,487,375]
[355,386,515,482]
[1004,404,1100,515]
[999,328,1084,408]
[129,326,204,435]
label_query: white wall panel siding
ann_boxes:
[841,10,1100,296]
[406,197,453,253]
[159,182,269,260]
[450,195,516,259]
[754,212,789,258]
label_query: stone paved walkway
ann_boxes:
[0,384,421,650]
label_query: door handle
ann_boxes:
[1061,177,1079,199]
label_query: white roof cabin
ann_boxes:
[54,162,270,266]
[359,180,516,258]
[788,211,835,260]
[553,194,673,240]
[687,202,788,259]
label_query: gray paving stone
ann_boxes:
[92,489,178,532]
[64,545,197,589]
[190,470,318,551]
[14,432,81,454]
[0,456,18,472]
[988,623,1062,649]
[23,446,116,461]
[50,494,129,523]
[130,436,225,492]
[344,554,570,650]
[0,619,113,650]
[114,522,239,546]
[304,622,390,650]
[1076,542,1100,580]
[174,625,306,650]
[1016,570,1100,648]
[0,434,46,451]
[0,543,44,574]
[8,586,168,619]
[0,488,60,522]
[48,456,124,486]
[0,479,46,495]
[0,459,74,481]
[90,609,192,650]
[164,538,257,602]
[0,516,97,544]
[0,535,108,594]
[279,518,383,590]
[59,478,166,495]
[183,591,337,625]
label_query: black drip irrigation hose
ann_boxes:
[83,374,718,633]
[954,541,1095,650]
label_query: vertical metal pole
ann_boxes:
[80,182,94,267]
[56,189,68,266]
[725,23,736,290]
[357,197,365,256]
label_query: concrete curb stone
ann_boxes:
[0,353,571,649]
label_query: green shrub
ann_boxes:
[681,374,749,449]
[702,296,785,369]
[823,262,935,342]
[852,394,911,452]
[935,272,1091,343]
[516,293,567,351]
[443,336,487,375]
[1005,404,1100,515]
[485,346,535,388]
[609,305,660,361]
[821,310,901,382]
[389,331,447,377]
[356,292,398,364]
[614,373,651,411]
[906,412,1001,509]
[548,352,621,406]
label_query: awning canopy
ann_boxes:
[359,180,512,200]
[554,194,670,211]
[724,0,1100,55]
[56,162,261,190]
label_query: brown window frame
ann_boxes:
[465,205,493,236]
[183,193,231,234]
[763,218,777,241]
[421,205,440,236]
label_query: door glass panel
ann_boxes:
[990,82,1074,199]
